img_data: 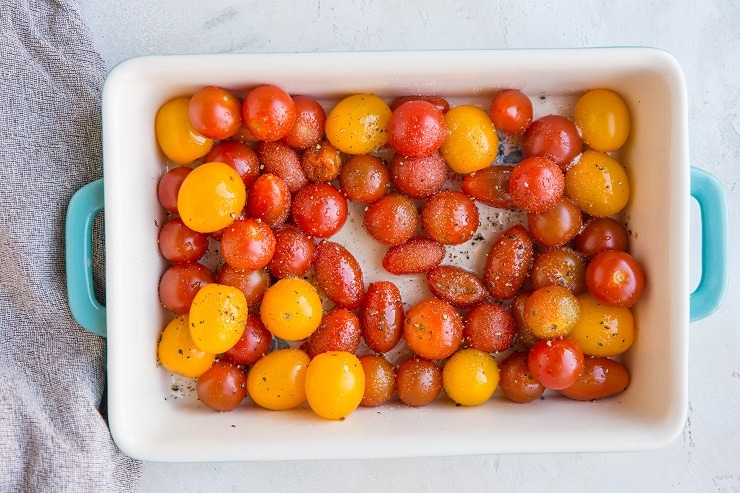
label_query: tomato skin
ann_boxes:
[512,292,538,349]
[574,88,630,152]
[189,86,242,141]
[158,218,208,263]
[301,139,344,183]
[267,225,316,279]
[260,277,323,341]
[325,93,392,155]
[221,218,276,271]
[389,152,448,199]
[363,193,419,246]
[188,283,248,354]
[257,140,308,193]
[559,356,629,401]
[522,114,583,170]
[247,348,310,411]
[461,165,516,210]
[339,154,390,203]
[564,150,630,217]
[527,338,585,390]
[282,95,326,150]
[158,166,191,214]
[382,237,445,275]
[442,348,499,406]
[574,217,629,260]
[205,140,260,189]
[387,100,447,157]
[489,89,533,135]
[159,262,215,314]
[527,196,582,247]
[395,356,442,407]
[498,351,545,403]
[426,265,488,309]
[157,314,215,378]
[216,264,270,306]
[585,250,645,307]
[313,241,365,309]
[421,190,479,245]
[463,302,517,353]
[483,224,534,300]
[530,247,587,295]
[155,96,213,165]
[291,183,348,238]
[242,84,296,142]
[177,161,246,233]
[306,308,362,358]
[569,293,634,357]
[223,313,272,365]
[359,354,396,407]
[403,297,463,360]
[361,281,404,354]
[440,105,499,174]
[524,285,581,340]
[509,157,565,214]
[196,360,248,412]
[246,173,292,228]
[305,351,365,420]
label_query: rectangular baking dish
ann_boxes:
[66,48,728,461]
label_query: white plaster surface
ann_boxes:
[79,1,740,491]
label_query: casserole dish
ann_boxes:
[66,48,728,461]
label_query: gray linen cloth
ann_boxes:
[0,0,142,490]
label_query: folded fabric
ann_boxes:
[0,0,141,490]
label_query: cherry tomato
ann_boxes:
[527,337,585,390]
[498,351,545,403]
[196,359,248,412]
[188,86,242,141]
[461,165,516,210]
[390,95,450,114]
[159,262,214,314]
[247,348,310,411]
[339,154,390,203]
[242,84,296,142]
[421,190,479,245]
[521,114,582,170]
[325,93,392,154]
[527,196,582,247]
[574,88,630,152]
[463,302,517,353]
[489,89,533,135]
[267,225,316,279]
[382,237,445,275]
[574,217,629,259]
[305,351,365,420]
[363,193,419,246]
[395,356,442,407]
[256,140,308,193]
[524,285,581,340]
[387,100,447,157]
[301,139,344,183]
[306,308,362,358]
[155,96,213,165]
[291,182,348,238]
[404,297,463,360]
[361,281,404,354]
[157,314,215,378]
[426,265,488,309]
[282,95,326,149]
[158,218,208,263]
[221,218,276,271]
[359,354,396,407]
[483,224,534,300]
[205,140,260,189]
[216,264,270,306]
[313,241,365,310]
[157,166,191,214]
[440,105,498,174]
[558,356,630,401]
[223,313,272,365]
[389,152,448,199]
[246,173,292,228]
[585,250,645,308]
[188,283,248,354]
[564,150,630,217]
[512,292,538,349]
[508,157,565,214]
[569,293,635,357]
[442,348,499,406]
[260,277,323,341]
[530,247,587,294]
[177,161,246,233]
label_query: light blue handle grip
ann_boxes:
[690,166,728,322]
[65,179,107,337]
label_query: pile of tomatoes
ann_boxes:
[155,82,644,419]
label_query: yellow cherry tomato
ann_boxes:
[155,96,213,165]
[574,89,630,152]
[440,105,498,174]
[442,348,499,406]
[260,277,322,341]
[189,283,248,354]
[246,348,310,411]
[305,351,365,420]
[569,293,634,356]
[157,314,216,378]
[325,94,392,154]
[565,150,630,217]
[177,161,246,233]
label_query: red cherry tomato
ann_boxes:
[527,196,582,247]
[188,86,242,141]
[363,193,419,246]
[522,115,583,170]
[246,173,292,228]
[461,165,516,210]
[382,237,445,275]
[221,218,276,271]
[159,262,214,314]
[527,338,585,390]
[205,140,260,189]
[498,351,545,403]
[339,154,390,203]
[195,360,248,412]
[426,265,488,309]
[306,308,362,358]
[463,302,517,353]
[558,356,630,401]
[387,100,447,157]
[282,95,326,149]
[158,217,209,263]
[223,313,273,365]
[508,156,565,214]
[291,183,348,238]
[313,240,365,309]
[421,190,479,245]
[389,152,448,199]
[574,217,629,259]
[216,264,270,306]
[157,166,191,214]
[395,356,442,407]
[267,225,316,279]
[403,297,463,360]
[361,281,404,354]
[256,140,308,193]
[242,84,296,142]
[585,250,646,307]
[483,224,534,300]
[489,89,533,135]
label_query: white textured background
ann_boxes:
[80,1,739,491]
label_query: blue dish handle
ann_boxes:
[65,178,107,337]
[690,166,728,321]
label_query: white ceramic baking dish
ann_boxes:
[66,48,728,461]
